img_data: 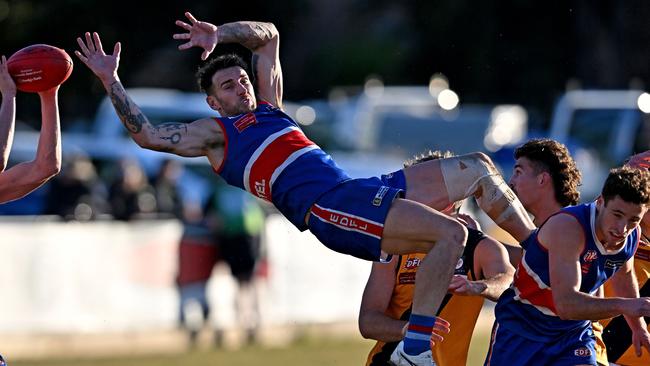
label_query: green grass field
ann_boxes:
[10,327,491,366]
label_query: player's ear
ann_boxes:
[538,171,550,186]
[206,95,222,112]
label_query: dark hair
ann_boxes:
[196,54,249,94]
[404,149,455,168]
[602,166,650,206]
[514,138,581,206]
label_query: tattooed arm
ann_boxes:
[174,12,283,108]
[76,32,222,157]
[105,80,220,156]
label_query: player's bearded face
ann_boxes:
[211,67,257,116]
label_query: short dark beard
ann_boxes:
[223,102,256,117]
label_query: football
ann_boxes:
[7,44,73,93]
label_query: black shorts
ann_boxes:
[219,234,261,281]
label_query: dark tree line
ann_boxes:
[1,0,648,130]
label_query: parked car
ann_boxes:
[332,85,529,160]
[548,89,650,201]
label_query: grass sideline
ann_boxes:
[8,306,495,365]
[9,327,492,366]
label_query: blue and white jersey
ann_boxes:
[213,101,350,230]
[495,202,640,342]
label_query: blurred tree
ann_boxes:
[0,0,648,131]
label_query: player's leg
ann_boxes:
[550,326,598,366]
[402,152,534,242]
[483,321,549,366]
[228,234,260,345]
[382,198,467,359]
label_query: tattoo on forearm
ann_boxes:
[109,85,145,133]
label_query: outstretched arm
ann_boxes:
[0,87,61,203]
[75,32,222,157]
[174,12,282,108]
[448,236,515,302]
[0,55,16,171]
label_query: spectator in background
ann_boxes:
[44,153,109,221]
[152,159,184,220]
[108,158,157,220]
[176,179,266,347]
[176,204,218,347]
[204,181,266,346]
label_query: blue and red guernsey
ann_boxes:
[213,102,350,230]
[495,202,640,342]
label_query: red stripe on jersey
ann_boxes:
[310,204,384,239]
[513,262,557,314]
[247,129,315,201]
[212,117,228,174]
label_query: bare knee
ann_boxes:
[439,219,467,254]
[466,152,497,173]
[451,221,468,249]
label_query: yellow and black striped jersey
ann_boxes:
[366,228,486,366]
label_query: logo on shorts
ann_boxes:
[373,186,390,206]
[328,213,369,231]
[573,347,592,357]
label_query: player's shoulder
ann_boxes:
[542,211,582,231]
[538,212,584,250]
[189,117,225,135]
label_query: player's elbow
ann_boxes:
[37,164,60,182]
[133,135,161,152]
[35,157,61,180]
[554,300,577,320]
[358,314,372,339]
[46,163,61,178]
[358,324,372,340]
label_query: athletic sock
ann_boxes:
[403,313,436,355]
